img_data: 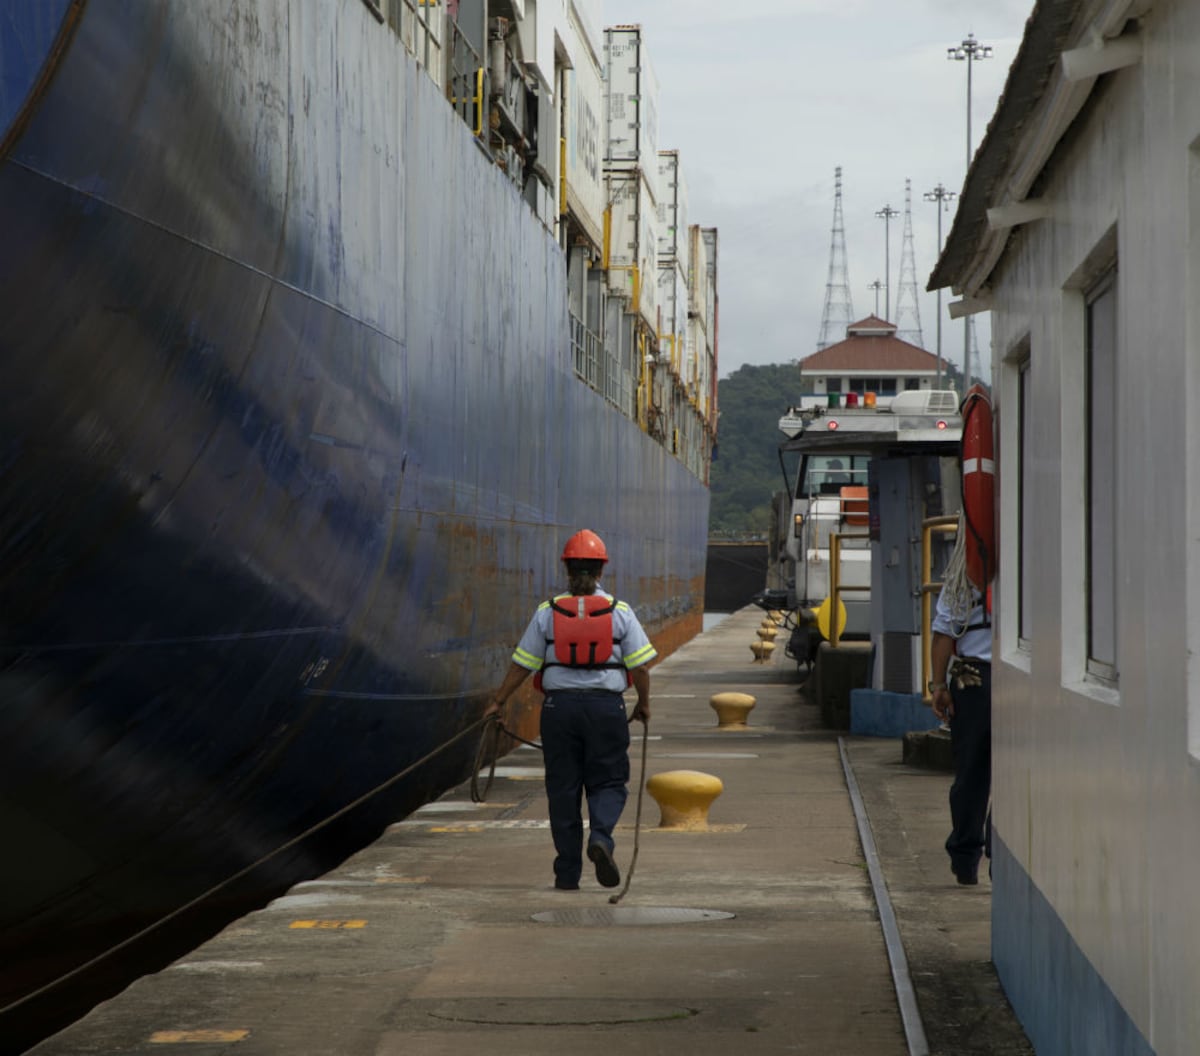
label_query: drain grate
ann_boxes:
[531,905,734,926]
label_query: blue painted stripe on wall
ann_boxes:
[992,832,1155,1055]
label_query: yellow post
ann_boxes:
[829,533,841,648]
[920,516,960,701]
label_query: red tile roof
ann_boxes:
[847,314,895,333]
[801,317,941,371]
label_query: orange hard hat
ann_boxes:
[561,529,608,563]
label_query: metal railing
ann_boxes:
[828,530,870,648]
[570,313,601,390]
[447,19,486,138]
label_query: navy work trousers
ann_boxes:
[946,662,992,878]
[540,689,630,888]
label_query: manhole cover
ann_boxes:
[427,998,699,1026]
[531,906,734,926]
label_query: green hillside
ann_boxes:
[709,363,804,537]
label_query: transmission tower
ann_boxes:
[895,178,926,348]
[817,167,855,350]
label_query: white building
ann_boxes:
[797,315,946,407]
[929,2,1191,1052]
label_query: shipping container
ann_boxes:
[604,24,659,199]
[607,169,659,331]
[563,32,605,248]
[657,149,688,265]
[701,226,720,426]
[688,224,708,335]
[657,260,688,377]
[702,226,719,344]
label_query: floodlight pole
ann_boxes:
[924,183,956,390]
[948,32,992,386]
[875,204,899,321]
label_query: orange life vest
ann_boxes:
[533,594,629,691]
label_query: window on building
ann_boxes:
[1085,271,1117,681]
[1018,352,1033,644]
[879,378,897,396]
[905,377,920,391]
[848,377,881,394]
[826,377,842,393]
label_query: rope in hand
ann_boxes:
[470,716,542,802]
[609,717,649,905]
[1,713,493,1017]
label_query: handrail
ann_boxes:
[447,20,486,137]
[829,530,870,648]
[920,516,959,701]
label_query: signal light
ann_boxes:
[827,420,839,430]
[936,419,948,430]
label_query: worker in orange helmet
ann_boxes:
[486,529,654,891]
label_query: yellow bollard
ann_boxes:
[750,640,776,663]
[710,691,756,729]
[645,770,724,830]
[757,627,778,641]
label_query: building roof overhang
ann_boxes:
[928,0,1152,303]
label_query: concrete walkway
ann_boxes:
[31,607,1034,1055]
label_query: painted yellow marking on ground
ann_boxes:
[373,875,430,884]
[288,919,367,929]
[149,1030,249,1043]
[615,822,747,833]
[426,820,550,832]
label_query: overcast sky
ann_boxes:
[599,0,1034,380]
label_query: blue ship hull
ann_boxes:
[0,1,708,1046]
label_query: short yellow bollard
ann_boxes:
[645,770,724,830]
[710,691,756,729]
[757,626,778,641]
[750,640,775,662]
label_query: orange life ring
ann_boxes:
[960,384,996,591]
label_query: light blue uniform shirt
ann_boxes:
[931,585,992,663]
[512,589,657,692]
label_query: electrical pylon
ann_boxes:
[817,167,855,350]
[895,178,926,348]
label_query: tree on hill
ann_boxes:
[709,363,804,538]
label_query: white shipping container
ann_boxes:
[657,261,687,374]
[564,48,605,248]
[686,315,707,393]
[688,225,708,333]
[604,25,659,198]
[607,170,659,331]
[657,150,688,264]
[702,227,719,345]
